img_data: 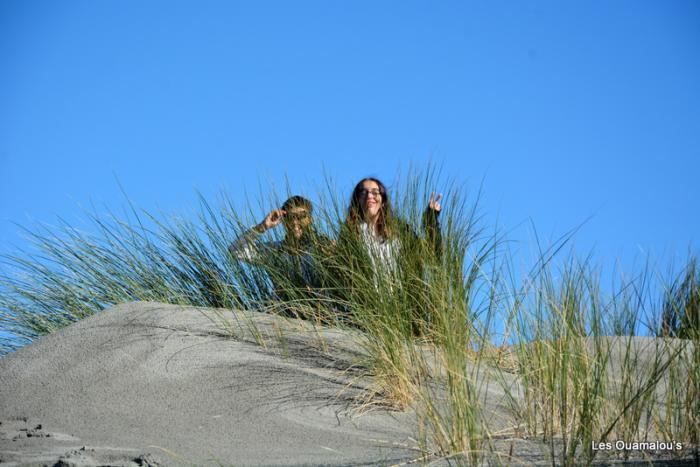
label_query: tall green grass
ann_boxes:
[0,167,697,465]
[503,254,698,465]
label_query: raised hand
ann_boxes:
[428,192,442,214]
[258,209,286,231]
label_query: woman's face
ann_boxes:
[359,179,382,220]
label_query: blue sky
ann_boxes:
[2,1,699,282]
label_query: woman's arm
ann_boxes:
[228,209,285,261]
[422,192,443,259]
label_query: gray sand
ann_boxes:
[0,302,419,466]
[0,302,696,466]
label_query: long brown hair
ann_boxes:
[346,177,392,239]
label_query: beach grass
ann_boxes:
[0,167,697,465]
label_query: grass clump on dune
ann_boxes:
[1,166,698,465]
[504,253,698,465]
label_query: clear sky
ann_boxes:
[2,1,699,282]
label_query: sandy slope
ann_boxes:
[0,302,419,466]
[0,302,696,466]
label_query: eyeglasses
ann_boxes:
[359,189,382,198]
[283,212,311,221]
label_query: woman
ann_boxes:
[333,177,443,334]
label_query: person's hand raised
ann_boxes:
[428,192,442,214]
[257,209,286,232]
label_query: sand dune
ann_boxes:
[0,302,696,466]
[0,302,420,466]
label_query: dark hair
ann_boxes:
[281,195,312,213]
[346,177,392,239]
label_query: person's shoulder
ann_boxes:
[337,222,358,240]
[310,233,333,252]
